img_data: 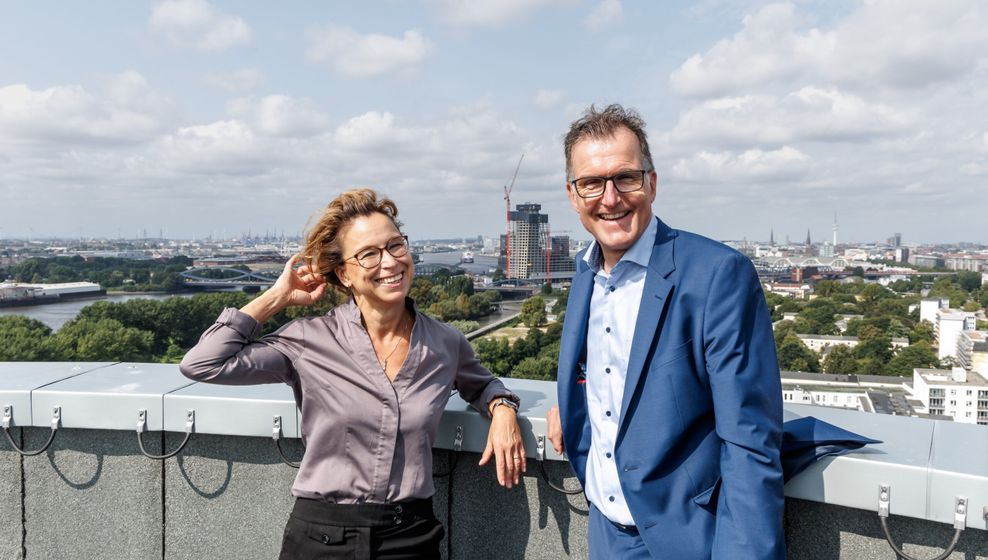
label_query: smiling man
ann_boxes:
[547,104,785,559]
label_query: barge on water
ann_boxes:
[0,282,106,308]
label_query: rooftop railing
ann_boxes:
[1,361,986,559]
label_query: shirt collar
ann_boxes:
[583,216,657,274]
[341,296,418,325]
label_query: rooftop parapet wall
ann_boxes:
[1,362,987,559]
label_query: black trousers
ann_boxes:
[279,497,444,560]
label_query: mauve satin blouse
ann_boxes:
[179,298,516,504]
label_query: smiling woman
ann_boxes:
[179,188,526,560]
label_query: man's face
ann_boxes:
[567,126,657,270]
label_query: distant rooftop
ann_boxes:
[915,368,988,386]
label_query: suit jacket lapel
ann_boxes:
[558,262,592,386]
[557,251,594,478]
[618,219,677,440]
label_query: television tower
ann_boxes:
[832,213,838,247]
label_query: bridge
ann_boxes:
[180,267,279,290]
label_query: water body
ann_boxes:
[0,285,519,332]
[2,252,511,332]
[415,251,499,275]
[0,293,194,331]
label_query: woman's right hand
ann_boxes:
[269,254,328,308]
[241,255,327,323]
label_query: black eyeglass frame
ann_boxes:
[345,235,410,269]
[568,169,652,199]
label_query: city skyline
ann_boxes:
[2,1,988,243]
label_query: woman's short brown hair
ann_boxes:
[302,188,402,289]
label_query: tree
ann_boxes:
[884,342,938,376]
[858,283,894,314]
[446,275,474,298]
[512,355,557,381]
[799,298,838,335]
[956,271,982,293]
[928,277,968,309]
[0,316,53,361]
[773,321,799,347]
[551,289,570,315]
[541,282,552,295]
[776,335,820,372]
[519,295,547,328]
[473,337,512,377]
[853,334,893,364]
[822,345,857,374]
[49,318,154,361]
[448,320,480,334]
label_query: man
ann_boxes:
[547,104,785,559]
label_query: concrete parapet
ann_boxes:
[786,498,988,560]
[0,429,23,560]
[22,427,162,560]
[163,433,297,560]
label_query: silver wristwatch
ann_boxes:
[491,397,519,413]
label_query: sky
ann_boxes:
[1,0,987,245]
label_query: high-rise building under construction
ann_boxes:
[499,203,575,281]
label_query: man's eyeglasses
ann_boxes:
[346,235,409,269]
[569,169,649,199]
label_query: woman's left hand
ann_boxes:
[478,406,526,489]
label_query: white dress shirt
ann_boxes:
[582,217,657,526]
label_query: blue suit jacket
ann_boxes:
[557,218,785,559]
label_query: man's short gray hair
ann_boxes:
[563,104,653,178]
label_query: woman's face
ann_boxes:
[335,212,414,309]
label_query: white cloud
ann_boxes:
[669,146,810,183]
[534,89,564,108]
[149,120,271,175]
[149,0,251,52]
[305,25,432,78]
[584,0,623,32]
[0,73,172,145]
[670,1,988,98]
[670,87,914,149]
[226,95,331,137]
[204,69,264,92]
[433,0,574,27]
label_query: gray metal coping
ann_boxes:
[0,361,117,426]
[436,377,566,461]
[3,363,987,531]
[165,381,300,438]
[783,403,988,531]
[29,362,196,431]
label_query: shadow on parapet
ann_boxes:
[21,426,163,560]
[165,432,298,560]
[786,498,988,560]
[449,450,588,560]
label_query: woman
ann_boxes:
[179,188,526,559]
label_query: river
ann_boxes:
[0,253,521,332]
[0,293,195,331]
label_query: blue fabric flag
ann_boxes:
[782,416,882,482]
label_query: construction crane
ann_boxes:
[503,154,524,279]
